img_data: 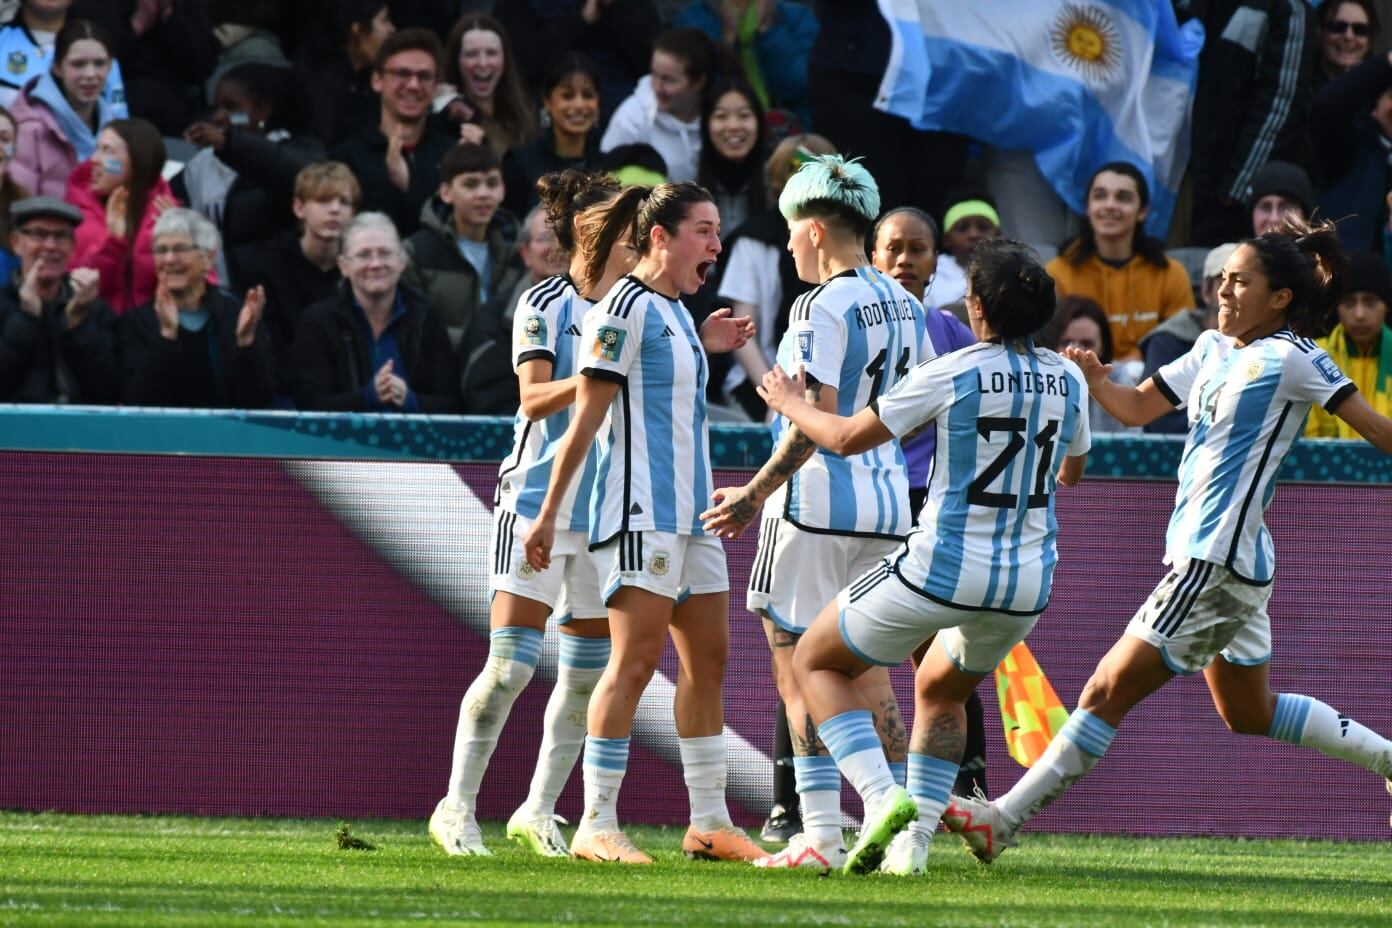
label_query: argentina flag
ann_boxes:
[875,0,1204,237]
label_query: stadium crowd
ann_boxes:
[2,0,1391,433]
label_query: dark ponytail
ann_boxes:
[535,168,620,257]
[1243,215,1345,337]
[968,239,1057,343]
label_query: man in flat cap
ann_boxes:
[0,196,119,403]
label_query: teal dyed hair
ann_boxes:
[778,154,881,225]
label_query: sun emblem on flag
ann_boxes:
[1050,4,1122,84]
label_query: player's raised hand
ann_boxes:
[1060,347,1112,387]
[700,486,759,540]
[521,515,555,572]
[699,306,755,353]
[757,363,805,415]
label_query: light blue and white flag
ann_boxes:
[875,0,1204,237]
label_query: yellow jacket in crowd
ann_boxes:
[1046,249,1193,361]
[1306,324,1392,439]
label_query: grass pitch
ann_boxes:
[2,812,1389,926]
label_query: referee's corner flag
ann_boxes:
[994,642,1069,767]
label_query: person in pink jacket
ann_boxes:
[11,20,118,200]
[67,117,177,315]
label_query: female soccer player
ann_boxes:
[521,181,763,864]
[758,239,1091,876]
[701,155,928,873]
[944,217,1392,863]
[430,169,631,858]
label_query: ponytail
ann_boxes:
[1244,215,1345,337]
[535,168,621,257]
[574,185,647,295]
[968,239,1057,343]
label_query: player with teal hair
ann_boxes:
[703,154,929,874]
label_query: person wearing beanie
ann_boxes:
[928,190,1001,310]
[1307,249,1392,437]
[1245,160,1314,237]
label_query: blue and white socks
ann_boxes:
[820,710,896,811]
[793,755,842,846]
[998,708,1116,829]
[1269,694,1392,779]
[447,627,544,807]
[581,735,630,833]
[680,734,734,831]
[906,754,959,839]
[519,635,611,819]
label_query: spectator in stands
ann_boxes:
[0,105,25,281]
[332,29,454,239]
[674,0,817,125]
[696,74,766,235]
[295,1,395,148]
[234,161,359,399]
[1052,295,1137,434]
[1248,160,1313,237]
[713,131,834,419]
[931,189,1001,311]
[121,207,274,408]
[178,63,327,286]
[598,142,667,187]
[1308,250,1392,438]
[1183,0,1318,246]
[501,53,603,220]
[68,117,177,315]
[1140,241,1232,435]
[1319,0,1377,84]
[0,0,126,115]
[403,142,521,352]
[10,19,117,199]
[202,0,288,103]
[1046,162,1192,362]
[1313,49,1391,252]
[0,195,118,403]
[599,28,715,183]
[437,14,537,160]
[294,211,459,412]
[495,0,660,120]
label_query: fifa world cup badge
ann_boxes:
[522,315,546,345]
[649,551,670,576]
[6,51,25,76]
[595,326,625,362]
[797,331,814,361]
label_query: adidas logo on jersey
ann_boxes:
[629,503,644,515]
[661,325,675,337]
[566,324,582,335]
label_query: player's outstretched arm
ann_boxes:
[757,364,892,456]
[521,374,620,570]
[517,358,579,421]
[1061,347,1175,427]
[1331,391,1392,454]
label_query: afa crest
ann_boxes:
[517,560,536,580]
[594,326,626,362]
[649,551,670,576]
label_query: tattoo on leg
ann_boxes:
[910,711,965,762]
[771,628,799,649]
[790,713,829,757]
[875,699,908,760]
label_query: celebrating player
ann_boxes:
[700,155,928,872]
[944,216,1392,863]
[760,239,1091,876]
[429,169,630,858]
[520,181,764,864]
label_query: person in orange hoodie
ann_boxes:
[1046,161,1192,362]
[65,117,177,315]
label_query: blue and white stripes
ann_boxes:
[489,627,544,666]
[819,710,881,761]
[888,761,907,789]
[1268,694,1313,744]
[559,635,611,671]
[584,735,631,772]
[1059,709,1117,758]
[793,755,840,793]
[907,754,958,805]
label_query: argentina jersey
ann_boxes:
[496,275,597,532]
[580,276,713,546]
[1152,329,1356,583]
[765,266,928,538]
[874,343,1091,614]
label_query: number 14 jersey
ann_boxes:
[873,342,1091,615]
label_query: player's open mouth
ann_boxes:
[696,261,714,285]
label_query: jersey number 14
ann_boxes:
[967,417,1060,509]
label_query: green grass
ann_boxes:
[2,812,1389,927]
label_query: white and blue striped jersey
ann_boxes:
[496,275,597,532]
[580,275,713,546]
[1153,329,1356,584]
[765,266,929,539]
[874,343,1091,615]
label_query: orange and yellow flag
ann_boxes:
[994,641,1069,767]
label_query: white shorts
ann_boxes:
[836,562,1040,673]
[1125,557,1273,675]
[747,517,898,633]
[490,508,606,621]
[595,530,728,603]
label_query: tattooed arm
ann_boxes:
[700,378,836,539]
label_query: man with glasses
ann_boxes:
[0,196,118,403]
[332,28,456,238]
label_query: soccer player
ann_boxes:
[521,182,765,864]
[943,217,1392,863]
[760,239,1091,876]
[700,155,928,872]
[429,169,630,857]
